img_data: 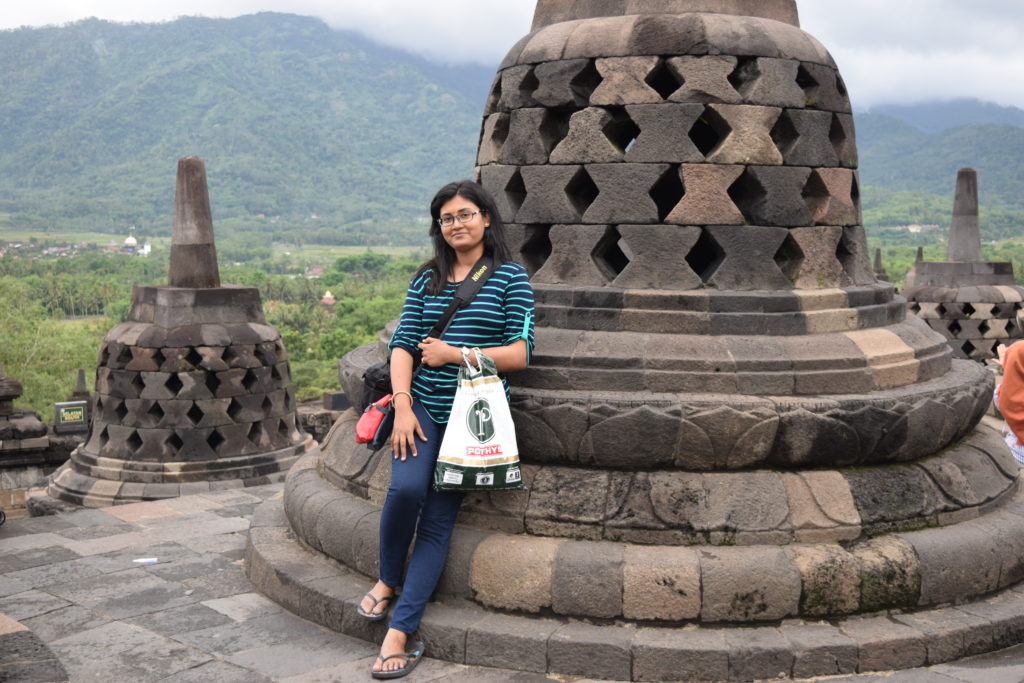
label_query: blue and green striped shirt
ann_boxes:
[388,261,535,423]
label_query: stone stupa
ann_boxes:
[247,3,1024,681]
[904,168,1024,361]
[47,158,317,507]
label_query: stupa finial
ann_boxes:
[531,0,799,30]
[947,167,981,262]
[168,157,220,288]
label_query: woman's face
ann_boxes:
[438,195,489,254]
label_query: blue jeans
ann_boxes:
[379,400,464,635]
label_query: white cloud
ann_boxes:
[3,1,1022,107]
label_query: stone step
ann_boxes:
[245,495,1024,682]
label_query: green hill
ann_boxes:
[0,13,491,245]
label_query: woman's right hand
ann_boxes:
[391,403,426,461]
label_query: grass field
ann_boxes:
[270,243,427,261]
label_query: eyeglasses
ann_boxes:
[437,211,482,228]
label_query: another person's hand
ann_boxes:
[418,337,460,367]
[995,343,1008,368]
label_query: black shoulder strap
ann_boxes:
[426,256,495,339]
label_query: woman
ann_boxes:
[359,180,535,679]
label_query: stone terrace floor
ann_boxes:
[3,483,1024,682]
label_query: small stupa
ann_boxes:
[47,158,318,506]
[904,168,1024,361]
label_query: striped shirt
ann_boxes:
[389,261,535,423]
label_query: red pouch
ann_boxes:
[356,394,393,446]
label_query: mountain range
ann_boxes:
[0,13,1022,245]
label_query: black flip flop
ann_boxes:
[356,592,392,621]
[371,640,425,679]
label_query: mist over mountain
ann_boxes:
[0,14,1022,244]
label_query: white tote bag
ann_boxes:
[433,348,524,491]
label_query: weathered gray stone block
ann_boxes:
[700,546,801,621]
[624,103,704,162]
[775,109,838,166]
[591,56,663,105]
[666,55,740,103]
[622,545,701,620]
[725,627,793,681]
[548,623,633,681]
[780,622,858,678]
[841,617,928,672]
[532,59,595,108]
[633,628,729,683]
[582,163,668,223]
[734,166,813,226]
[465,612,560,672]
[516,166,588,223]
[552,541,623,618]
[707,104,783,165]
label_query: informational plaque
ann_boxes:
[53,400,89,434]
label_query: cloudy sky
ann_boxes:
[3,0,1022,110]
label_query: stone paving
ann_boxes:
[3,482,1024,682]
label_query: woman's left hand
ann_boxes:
[418,337,460,367]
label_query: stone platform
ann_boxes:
[5,480,1024,682]
[247,490,1024,682]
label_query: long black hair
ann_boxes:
[416,179,515,295]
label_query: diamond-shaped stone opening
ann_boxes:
[152,348,166,369]
[836,74,848,97]
[99,344,111,365]
[205,372,220,395]
[520,66,539,100]
[147,402,165,424]
[835,227,858,279]
[770,110,800,157]
[688,106,729,157]
[255,344,277,367]
[538,108,572,154]
[591,227,630,281]
[961,339,976,357]
[185,347,204,370]
[650,165,685,221]
[645,58,682,99]
[165,373,184,395]
[685,229,726,283]
[165,432,183,452]
[221,346,238,367]
[1008,319,1018,336]
[127,429,143,452]
[130,373,146,397]
[484,74,502,114]
[796,64,820,106]
[801,171,830,224]
[565,166,599,216]
[936,303,948,317]
[521,226,552,276]
[570,60,603,104]
[114,399,128,421]
[485,113,510,154]
[98,426,109,448]
[279,418,291,439]
[187,402,204,426]
[116,346,134,366]
[270,365,283,382]
[948,320,962,337]
[504,169,527,217]
[285,385,296,410]
[248,421,264,445]
[95,396,103,413]
[963,302,976,318]
[227,398,244,422]
[602,107,641,154]
[727,169,767,224]
[908,302,921,315]
[978,319,991,335]
[261,396,273,413]
[242,369,259,392]
[850,173,860,204]
[774,233,805,283]
[207,429,226,453]
[727,56,758,96]
[829,114,848,157]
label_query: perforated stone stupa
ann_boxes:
[904,168,1024,362]
[48,158,316,506]
[253,3,1024,681]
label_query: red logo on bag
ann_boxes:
[465,445,503,457]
